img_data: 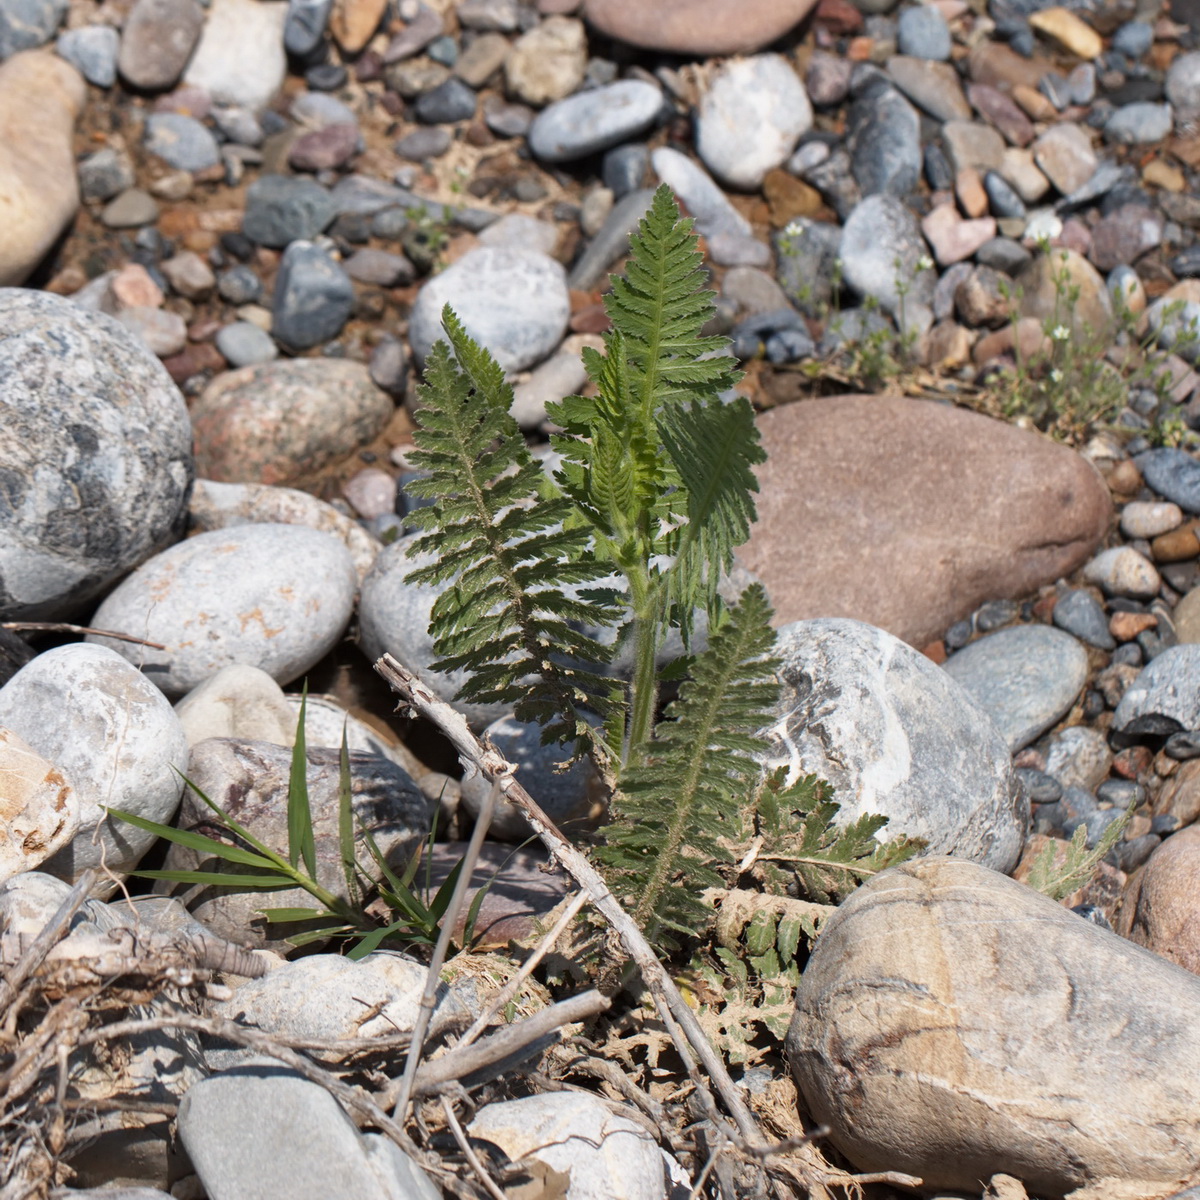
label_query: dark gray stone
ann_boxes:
[943,624,1089,751]
[567,186,655,291]
[1135,448,1200,513]
[0,290,192,621]
[394,125,452,159]
[775,219,842,317]
[284,0,332,55]
[243,174,337,248]
[78,147,135,202]
[217,264,262,304]
[984,170,1026,218]
[414,76,476,123]
[602,142,649,198]
[271,240,354,352]
[848,85,922,197]
[763,618,1028,872]
[1053,588,1115,650]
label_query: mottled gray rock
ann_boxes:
[527,79,662,164]
[1165,51,1200,117]
[408,246,569,372]
[284,0,332,55]
[56,24,118,86]
[0,644,187,893]
[358,535,510,729]
[897,3,950,59]
[208,952,469,1068]
[143,113,220,172]
[1105,102,1174,145]
[1052,588,1114,650]
[88,525,357,698]
[460,714,597,840]
[179,1067,440,1200]
[695,54,811,190]
[271,240,354,352]
[163,738,430,948]
[788,858,1200,1197]
[839,194,935,334]
[942,624,1088,751]
[1113,644,1200,741]
[117,0,203,89]
[1043,725,1113,793]
[848,85,922,196]
[0,0,67,59]
[243,174,337,247]
[188,478,380,582]
[763,619,1027,872]
[78,146,135,201]
[1136,447,1200,514]
[650,146,751,241]
[1082,545,1161,599]
[0,289,192,620]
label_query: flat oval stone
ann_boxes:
[943,624,1088,751]
[88,524,358,698]
[738,396,1111,650]
[763,618,1027,872]
[1083,545,1161,599]
[787,858,1200,1197]
[583,0,817,56]
[407,246,569,373]
[0,289,192,620]
[0,643,188,893]
[528,80,662,165]
[190,359,393,486]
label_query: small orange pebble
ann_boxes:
[1109,611,1157,641]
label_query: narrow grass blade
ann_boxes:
[288,684,318,878]
[258,907,332,922]
[173,773,291,868]
[338,720,359,907]
[347,918,429,959]
[131,869,295,889]
[106,807,280,870]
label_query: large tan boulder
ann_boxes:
[739,395,1111,648]
[1117,824,1200,974]
[583,0,817,56]
[787,858,1200,1199]
[0,52,85,286]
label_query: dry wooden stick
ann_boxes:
[2,623,167,649]
[457,889,590,1050]
[409,989,609,1098]
[0,871,96,1016]
[374,654,765,1148]
[391,776,501,1121]
[441,1094,507,1200]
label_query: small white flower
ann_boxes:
[1051,325,1070,341]
[916,255,933,272]
[1049,368,1064,383]
[784,219,804,237]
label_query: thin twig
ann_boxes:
[457,889,590,1050]
[374,655,766,1148]
[441,1095,507,1200]
[0,871,96,1015]
[408,989,609,1098]
[2,623,167,649]
[391,775,501,1121]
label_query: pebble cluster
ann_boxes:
[5,0,1200,1195]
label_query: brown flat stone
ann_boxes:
[738,395,1111,648]
[1119,823,1200,974]
[583,0,817,55]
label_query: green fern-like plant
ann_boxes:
[404,184,915,955]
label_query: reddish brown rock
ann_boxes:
[1118,824,1200,973]
[1153,759,1200,828]
[739,396,1112,648]
[190,359,393,486]
[583,0,817,55]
